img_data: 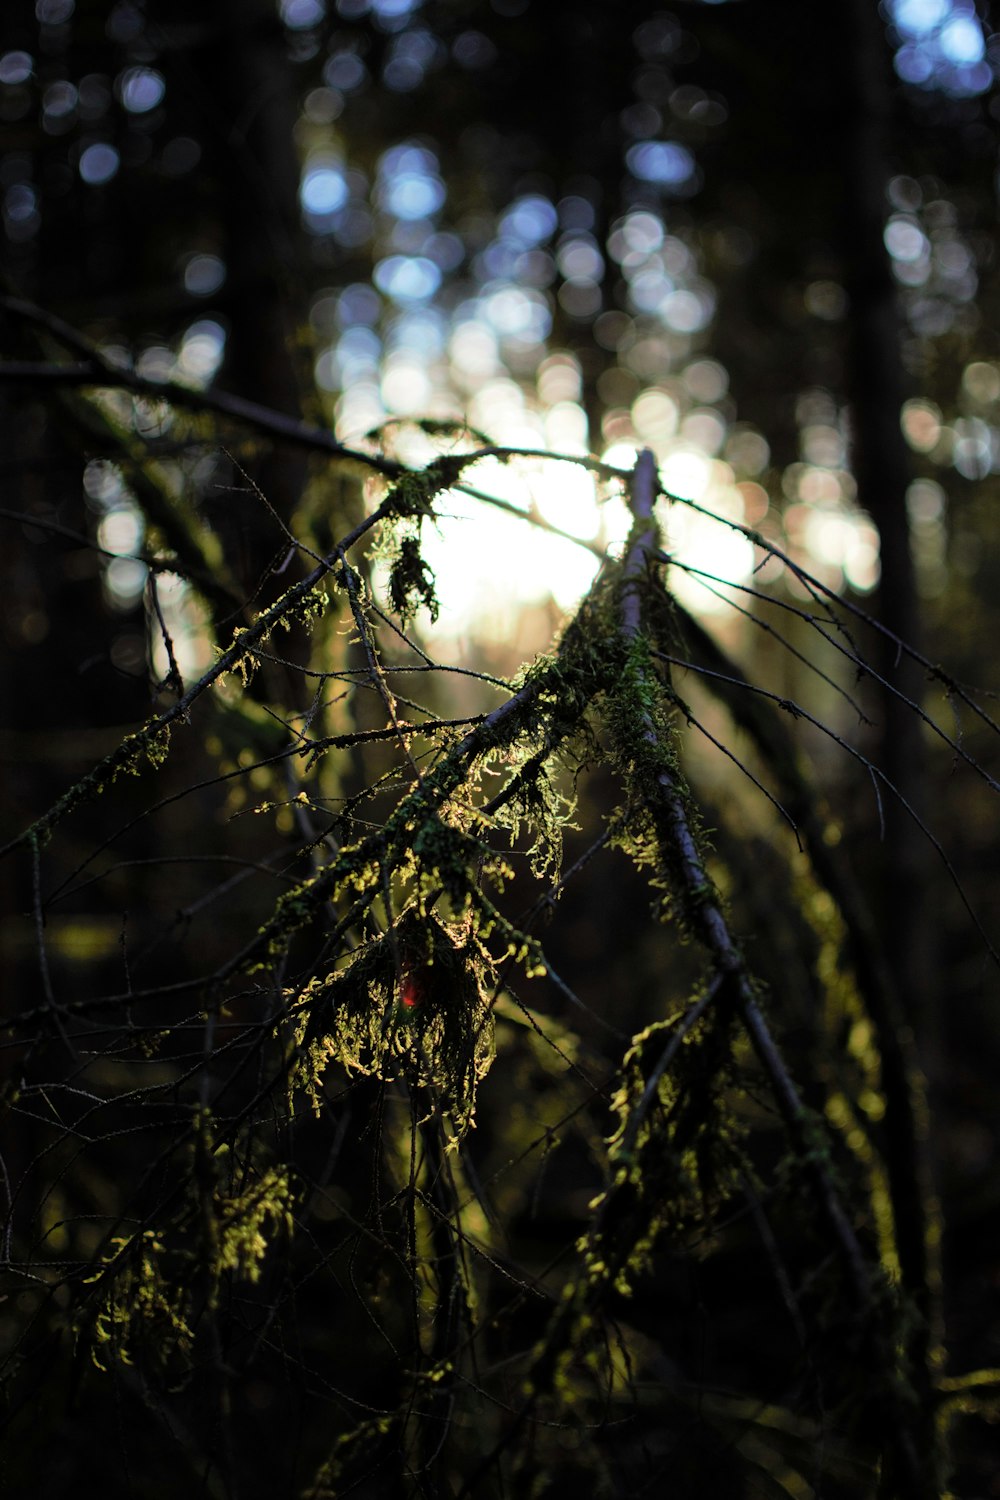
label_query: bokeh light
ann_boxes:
[0,52,33,85]
[117,66,165,113]
[626,140,697,189]
[888,0,991,95]
[300,157,348,216]
[176,321,226,386]
[78,143,119,184]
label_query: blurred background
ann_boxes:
[2,1,1000,1495]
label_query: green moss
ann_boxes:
[250,629,612,967]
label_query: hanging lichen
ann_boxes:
[79,1229,195,1376]
[72,1097,298,1388]
[387,530,440,623]
[383,453,474,520]
[209,1164,295,1288]
[587,1001,744,1296]
[290,907,496,1138]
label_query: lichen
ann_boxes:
[212,1165,294,1285]
[290,907,497,1139]
[586,1004,743,1294]
[80,1229,195,1375]
[386,531,440,622]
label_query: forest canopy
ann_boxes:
[2,2,1000,1497]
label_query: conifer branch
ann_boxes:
[620,451,874,1297]
[615,450,933,1499]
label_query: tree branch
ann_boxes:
[617,448,933,1498]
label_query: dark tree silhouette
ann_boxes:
[2,3,1000,1497]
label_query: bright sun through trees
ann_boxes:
[71,0,994,658]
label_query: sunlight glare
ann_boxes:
[535,459,600,541]
[415,459,600,638]
[660,448,712,499]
